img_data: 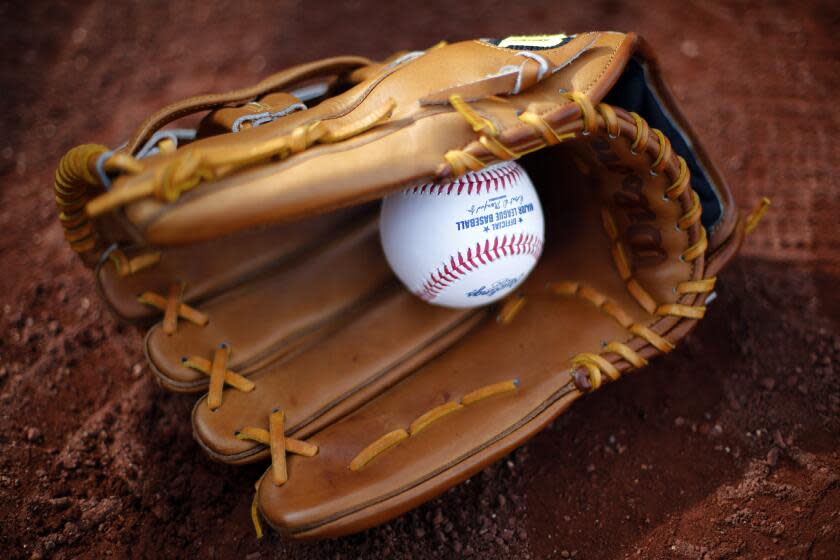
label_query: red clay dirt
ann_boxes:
[1,1,838,559]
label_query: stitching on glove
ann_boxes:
[250,484,264,539]
[84,94,399,217]
[349,379,520,472]
[208,343,231,410]
[600,209,658,314]
[107,249,161,277]
[552,95,712,391]
[236,427,318,457]
[518,110,576,145]
[268,410,288,485]
[665,156,689,199]
[578,41,618,97]
[549,282,634,327]
[629,111,650,154]
[182,352,254,393]
[745,197,771,234]
[550,280,685,357]
[443,92,718,394]
[54,144,138,259]
[496,293,526,324]
[84,121,322,216]
[231,102,308,132]
[137,281,209,334]
[549,282,673,391]
[236,413,321,492]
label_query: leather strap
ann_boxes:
[125,55,374,155]
[419,33,599,104]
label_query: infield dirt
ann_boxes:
[1,1,838,558]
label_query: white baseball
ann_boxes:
[380,161,544,309]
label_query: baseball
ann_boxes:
[380,161,545,309]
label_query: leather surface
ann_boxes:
[111,33,625,243]
[96,206,368,323]
[192,289,483,463]
[59,30,742,539]
[145,215,393,391]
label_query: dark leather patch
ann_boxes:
[590,136,667,268]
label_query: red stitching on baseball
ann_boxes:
[415,233,543,302]
[410,161,522,196]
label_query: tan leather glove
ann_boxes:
[55,31,767,539]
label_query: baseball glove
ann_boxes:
[55,31,768,539]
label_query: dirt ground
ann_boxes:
[1,1,838,558]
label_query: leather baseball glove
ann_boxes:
[55,31,768,539]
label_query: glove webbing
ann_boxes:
[443,92,714,392]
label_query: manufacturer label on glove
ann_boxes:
[497,34,571,50]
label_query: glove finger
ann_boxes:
[145,214,393,392]
[191,288,484,464]
[96,205,368,323]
